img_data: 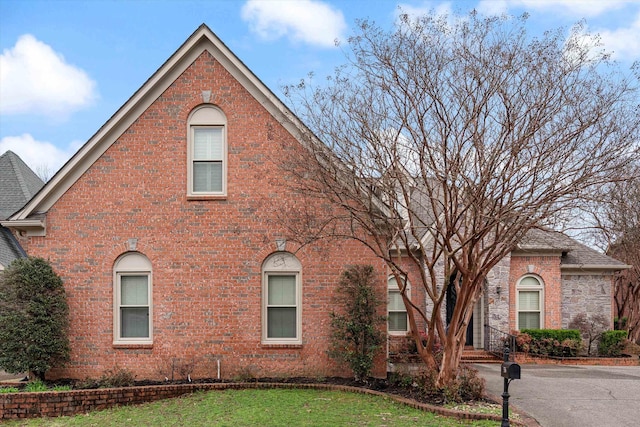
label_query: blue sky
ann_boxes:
[1,0,639,175]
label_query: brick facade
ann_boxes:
[18,50,385,381]
[509,254,563,330]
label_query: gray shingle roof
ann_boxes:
[0,226,26,268]
[0,151,44,268]
[518,228,627,269]
[0,150,44,220]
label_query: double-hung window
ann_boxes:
[517,275,544,330]
[262,253,302,344]
[113,252,152,345]
[193,127,224,192]
[388,276,409,334]
[188,106,227,197]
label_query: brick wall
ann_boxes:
[19,51,385,381]
[509,254,562,330]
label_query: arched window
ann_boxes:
[113,252,152,344]
[388,276,409,334]
[187,105,227,197]
[517,275,544,330]
[262,252,302,344]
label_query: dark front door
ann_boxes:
[446,272,474,346]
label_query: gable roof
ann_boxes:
[3,24,314,236]
[0,150,44,220]
[516,228,628,271]
[0,151,43,267]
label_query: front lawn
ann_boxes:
[3,388,496,426]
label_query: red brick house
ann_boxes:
[2,25,385,380]
[2,25,627,380]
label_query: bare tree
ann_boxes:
[35,164,53,183]
[591,162,640,343]
[282,12,639,387]
[568,312,610,356]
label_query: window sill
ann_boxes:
[112,343,153,349]
[261,343,303,349]
[187,195,227,201]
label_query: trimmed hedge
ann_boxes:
[598,330,627,357]
[519,329,582,357]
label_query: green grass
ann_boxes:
[3,388,497,426]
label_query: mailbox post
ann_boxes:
[500,345,521,427]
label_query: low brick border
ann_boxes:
[514,354,640,366]
[1,381,528,424]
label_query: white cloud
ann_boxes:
[0,134,81,176]
[478,0,629,17]
[0,34,97,118]
[397,1,453,19]
[241,0,347,47]
[596,12,640,60]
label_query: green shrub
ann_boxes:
[520,329,582,357]
[328,265,385,382]
[24,379,48,392]
[0,257,70,380]
[598,330,627,357]
[0,387,20,393]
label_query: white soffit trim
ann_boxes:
[10,24,311,221]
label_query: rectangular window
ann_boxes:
[266,275,297,339]
[388,289,408,333]
[518,290,541,329]
[118,274,150,339]
[192,127,223,193]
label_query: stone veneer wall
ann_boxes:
[484,254,511,334]
[561,273,614,329]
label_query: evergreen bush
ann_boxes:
[598,330,627,357]
[0,257,70,380]
[328,265,385,382]
[520,329,582,357]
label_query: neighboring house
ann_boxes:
[1,26,627,380]
[0,151,44,270]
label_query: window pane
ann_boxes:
[121,276,148,305]
[268,275,296,305]
[519,291,540,310]
[267,307,296,338]
[193,128,223,160]
[388,290,405,311]
[519,276,541,288]
[388,312,408,332]
[121,307,149,338]
[519,312,540,330]
[193,162,222,192]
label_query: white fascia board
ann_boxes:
[0,219,46,237]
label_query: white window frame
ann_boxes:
[113,252,153,345]
[187,105,227,198]
[262,252,302,345]
[388,276,410,335]
[516,275,544,330]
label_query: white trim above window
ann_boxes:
[388,276,409,335]
[262,252,302,345]
[187,105,227,198]
[516,275,544,330]
[113,252,153,345]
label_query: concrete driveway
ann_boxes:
[475,363,640,427]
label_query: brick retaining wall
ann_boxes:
[1,382,518,423]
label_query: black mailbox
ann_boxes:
[501,362,521,380]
